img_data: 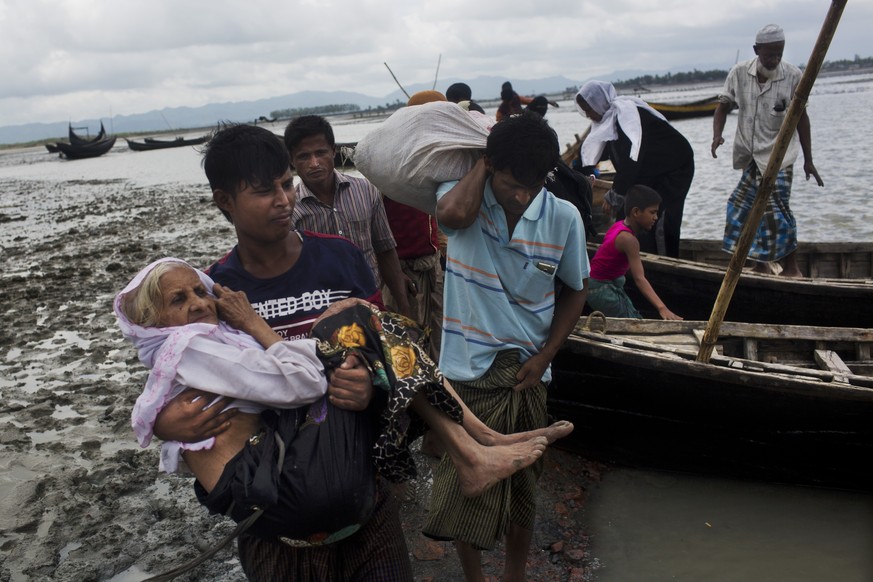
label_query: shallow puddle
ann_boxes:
[581,467,873,581]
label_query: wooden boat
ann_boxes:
[125,135,208,151]
[558,135,614,232]
[45,143,60,154]
[68,122,107,145]
[644,95,720,120]
[549,316,873,490]
[677,239,873,279]
[602,241,873,328]
[54,136,117,160]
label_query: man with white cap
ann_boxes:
[712,24,823,277]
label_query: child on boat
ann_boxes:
[587,185,683,320]
[115,258,570,546]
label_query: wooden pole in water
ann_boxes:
[696,0,848,363]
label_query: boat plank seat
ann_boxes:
[814,349,852,383]
[718,323,873,343]
[692,329,724,355]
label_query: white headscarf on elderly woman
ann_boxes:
[575,80,666,167]
[114,257,326,472]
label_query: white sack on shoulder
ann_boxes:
[353,101,493,215]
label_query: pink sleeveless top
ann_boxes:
[590,221,633,280]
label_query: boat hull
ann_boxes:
[609,243,873,327]
[549,318,873,490]
[645,96,720,120]
[125,135,209,151]
[55,136,117,160]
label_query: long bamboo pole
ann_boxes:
[696,0,848,363]
[384,62,410,100]
[432,54,442,90]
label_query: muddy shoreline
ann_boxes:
[0,173,603,581]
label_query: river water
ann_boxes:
[1,72,872,581]
[2,72,871,245]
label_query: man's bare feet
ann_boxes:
[454,437,548,498]
[752,262,775,275]
[472,420,574,447]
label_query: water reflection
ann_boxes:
[583,468,873,581]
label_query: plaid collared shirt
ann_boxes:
[718,58,803,173]
[293,171,396,286]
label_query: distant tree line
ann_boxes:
[614,69,729,90]
[270,103,361,120]
[612,55,873,89]
[353,99,406,117]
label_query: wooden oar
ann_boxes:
[696,0,848,363]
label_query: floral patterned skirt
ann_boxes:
[196,301,464,547]
[312,301,464,483]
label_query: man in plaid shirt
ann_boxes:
[712,23,823,277]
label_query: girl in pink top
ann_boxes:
[587,185,683,319]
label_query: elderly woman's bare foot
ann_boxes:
[473,420,574,447]
[454,437,548,498]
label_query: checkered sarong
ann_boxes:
[586,276,643,318]
[422,350,547,550]
[722,163,797,262]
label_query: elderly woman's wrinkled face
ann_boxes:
[576,95,602,122]
[156,267,218,327]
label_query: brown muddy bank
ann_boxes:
[0,174,602,581]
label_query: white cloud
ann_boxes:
[0,0,869,127]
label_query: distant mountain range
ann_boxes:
[0,75,590,145]
[0,72,682,145]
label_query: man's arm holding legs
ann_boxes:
[514,284,588,391]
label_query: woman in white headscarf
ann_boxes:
[575,80,694,258]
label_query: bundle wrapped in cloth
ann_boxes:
[354,101,494,214]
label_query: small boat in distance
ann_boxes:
[644,95,720,120]
[55,136,117,160]
[125,135,209,152]
[69,122,107,145]
[45,122,109,155]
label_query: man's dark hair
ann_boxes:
[486,110,559,185]
[625,184,662,216]
[526,96,549,118]
[283,115,336,153]
[201,123,290,222]
[446,82,473,103]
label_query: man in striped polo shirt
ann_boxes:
[423,111,589,581]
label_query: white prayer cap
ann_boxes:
[756,24,785,44]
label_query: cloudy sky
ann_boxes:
[1,0,869,128]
